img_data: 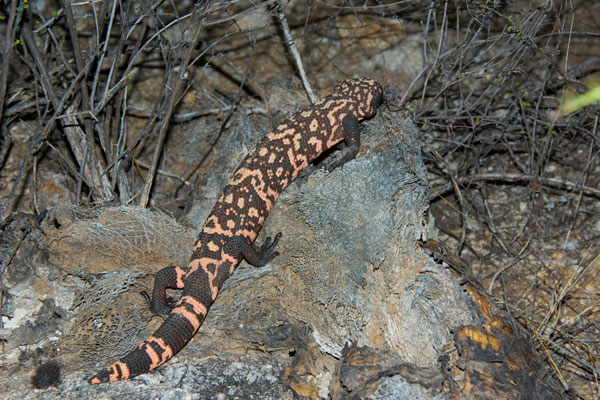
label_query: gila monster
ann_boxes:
[89,77,383,383]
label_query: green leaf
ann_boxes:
[562,86,600,114]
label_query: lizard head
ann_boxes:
[333,78,383,120]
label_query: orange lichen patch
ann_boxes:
[284,362,320,399]
[457,326,501,351]
[468,290,510,333]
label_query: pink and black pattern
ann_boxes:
[89,78,383,383]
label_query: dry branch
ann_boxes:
[274,1,316,103]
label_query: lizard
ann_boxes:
[89,77,383,383]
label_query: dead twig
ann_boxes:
[431,172,600,200]
[21,22,114,201]
[139,3,209,208]
[425,142,467,254]
[0,1,22,138]
[0,50,96,226]
[274,1,316,103]
[126,105,267,122]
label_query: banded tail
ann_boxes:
[89,282,207,383]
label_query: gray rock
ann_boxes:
[1,108,474,399]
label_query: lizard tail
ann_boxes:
[89,295,206,384]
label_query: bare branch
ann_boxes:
[274,1,316,103]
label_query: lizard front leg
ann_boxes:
[323,113,362,172]
[225,233,282,267]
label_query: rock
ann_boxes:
[0,108,565,399]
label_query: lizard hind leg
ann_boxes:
[141,265,186,315]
